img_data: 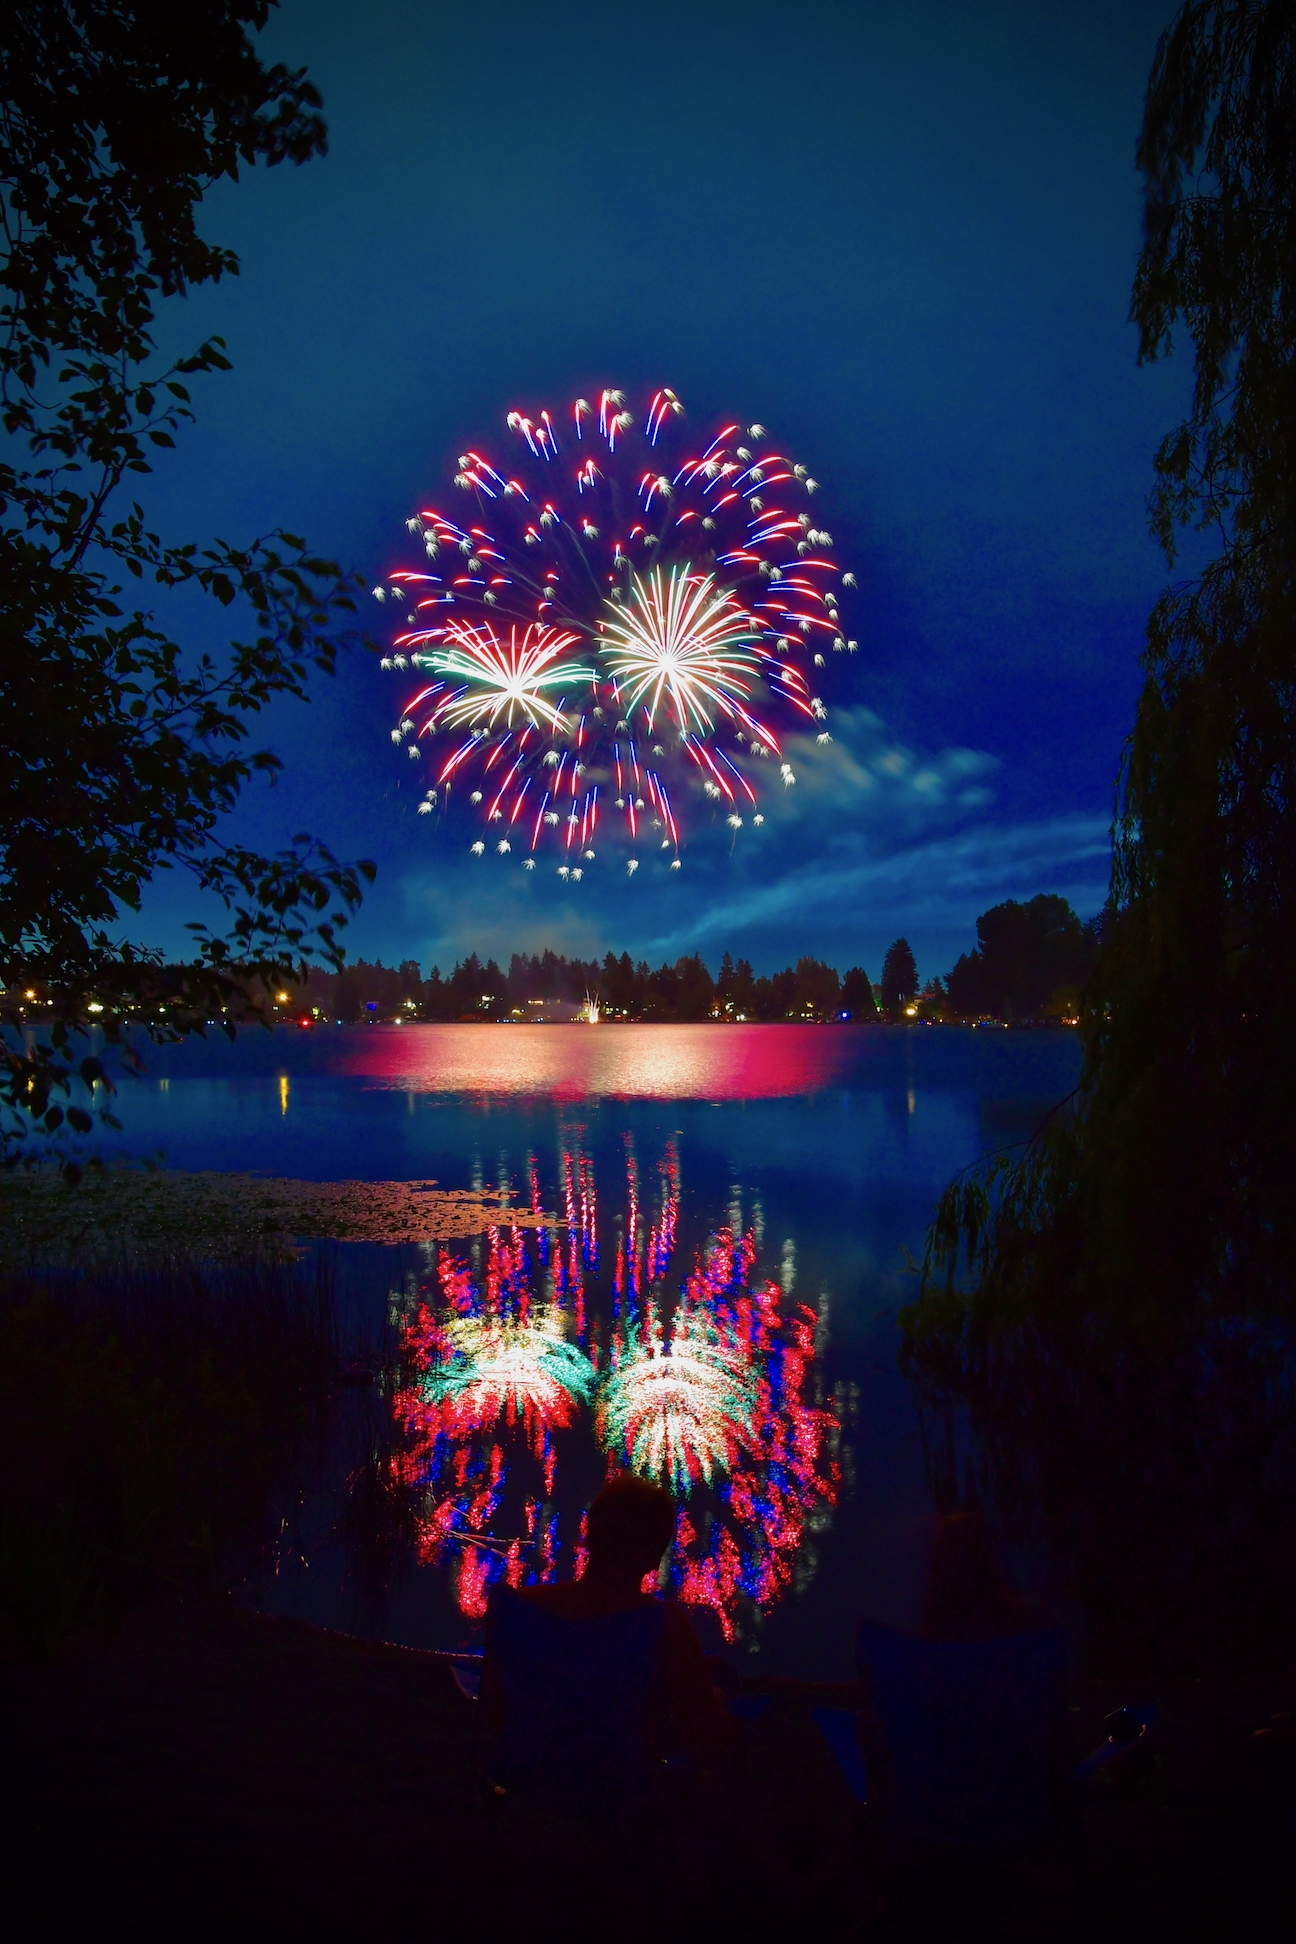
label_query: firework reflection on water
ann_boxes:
[389,1134,841,1640]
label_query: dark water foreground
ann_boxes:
[5,1599,1292,1944]
[5,1025,1296,1936]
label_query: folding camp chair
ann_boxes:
[484,1588,670,1812]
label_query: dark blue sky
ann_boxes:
[138,0,1185,982]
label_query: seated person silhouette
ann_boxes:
[481,1474,734,1804]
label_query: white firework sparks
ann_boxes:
[413,620,594,735]
[600,566,763,736]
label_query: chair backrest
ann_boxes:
[487,1589,668,1809]
[856,1619,1066,1847]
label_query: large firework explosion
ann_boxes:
[378,388,857,873]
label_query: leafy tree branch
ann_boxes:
[0,4,375,1169]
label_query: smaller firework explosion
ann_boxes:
[600,567,769,740]
[408,620,594,737]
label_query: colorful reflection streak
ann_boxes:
[391,1138,838,1639]
[600,1305,756,1494]
[336,1021,862,1102]
[607,1226,839,1640]
[393,1224,592,1615]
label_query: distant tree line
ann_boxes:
[289,892,1097,1025]
[303,949,881,1024]
[6,893,1097,1028]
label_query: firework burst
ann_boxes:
[413,620,593,737]
[380,387,857,871]
[601,566,769,738]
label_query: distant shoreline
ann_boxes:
[231,1015,1081,1031]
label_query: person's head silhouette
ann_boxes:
[585,1473,676,1587]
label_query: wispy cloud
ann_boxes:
[395,691,1109,975]
[647,812,1112,957]
[751,706,1000,832]
[399,870,612,966]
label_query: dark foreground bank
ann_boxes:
[5,1599,1292,1944]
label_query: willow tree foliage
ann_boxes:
[913,0,1296,1330]
[903,1,1296,1666]
[0,3,374,1165]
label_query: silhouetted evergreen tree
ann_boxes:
[840,966,878,1021]
[880,938,918,1014]
[793,957,840,1018]
[774,968,800,1018]
[674,954,715,1020]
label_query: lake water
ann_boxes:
[125,1023,1081,1679]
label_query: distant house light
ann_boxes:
[87,1002,104,1013]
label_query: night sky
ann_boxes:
[137,0,1187,984]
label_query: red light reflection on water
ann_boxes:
[336,1023,857,1099]
[391,1137,838,1636]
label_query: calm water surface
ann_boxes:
[127,1023,1080,1678]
